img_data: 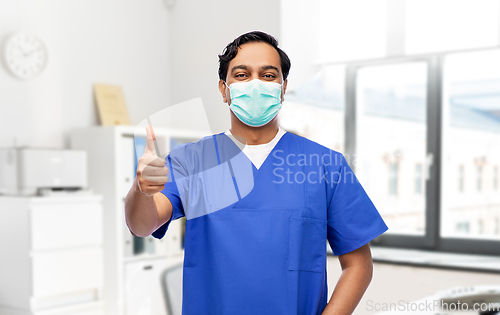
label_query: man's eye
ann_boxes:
[235,73,246,78]
[263,74,276,78]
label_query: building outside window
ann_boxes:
[494,166,498,191]
[389,162,399,196]
[476,164,483,192]
[355,62,427,235]
[282,0,500,253]
[441,50,500,242]
[458,165,465,193]
[415,163,422,194]
[456,222,470,234]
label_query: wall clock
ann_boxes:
[3,32,48,80]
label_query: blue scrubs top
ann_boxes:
[152,131,388,315]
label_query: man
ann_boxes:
[125,31,388,315]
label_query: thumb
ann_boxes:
[145,125,157,155]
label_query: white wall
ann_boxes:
[166,0,282,133]
[0,0,171,149]
[0,0,284,147]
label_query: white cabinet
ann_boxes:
[124,258,171,315]
[31,202,102,250]
[70,126,204,315]
[0,196,104,315]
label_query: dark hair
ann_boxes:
[218,31,291,82]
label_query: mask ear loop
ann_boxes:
[224,81,231,105]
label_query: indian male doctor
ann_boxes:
[125,31,388,315]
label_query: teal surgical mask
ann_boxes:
[225,79,282,127]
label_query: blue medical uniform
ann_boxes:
[152,131,388,315]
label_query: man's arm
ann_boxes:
[124,177,173,237]
[321,244,374,315]
[124,124,173,237]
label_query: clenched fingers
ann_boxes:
[141,155,166,167]
[142,164,169,176]
[142,175,168,184]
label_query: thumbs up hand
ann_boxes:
[136,125,169,196]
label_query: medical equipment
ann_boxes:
[0,147,87,196]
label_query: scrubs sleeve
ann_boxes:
[326,154,388,256]
[151,153,186,240]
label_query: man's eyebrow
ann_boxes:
[260,65,280,73]
[230,65,249,74]
[230,64,280,74]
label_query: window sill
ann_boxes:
[369,246,500,273]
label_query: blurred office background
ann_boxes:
[1,0,500,314]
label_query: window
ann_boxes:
[494,166,499,191]
[389,162,399,196]
[458,165,465,193]
[415,163,423,194]
[456,222,470,234]
[478,220,484,235]
[355,62,427,235]
[348,50,500,251]
[476,165,483,192]
[279,65,345,152]
[283,0,500,255]
[441,49,500,242]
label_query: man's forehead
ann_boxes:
[228,42,281,70]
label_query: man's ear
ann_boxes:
[218,80,229,105]
[281,78,288,103]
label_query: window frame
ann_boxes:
[344,50,500,256]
